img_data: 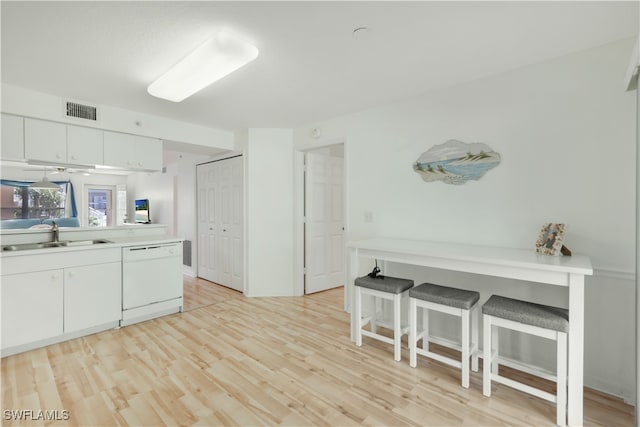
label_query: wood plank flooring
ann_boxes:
[1,282,634,426]
[182,276,242,312]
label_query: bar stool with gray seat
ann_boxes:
[408,283,480,388]
[354,274,414,361]
[482,295,568,426]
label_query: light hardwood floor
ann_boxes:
[182,276,243,312]
[1,282,633,426]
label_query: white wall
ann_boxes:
[127,170,174,232]
[128,151,210,276]
[294,38,637,401]
[633,34,640,414]
[245,129,294,297]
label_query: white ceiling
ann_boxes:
[1,1,638,133]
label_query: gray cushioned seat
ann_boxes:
[482,295,569,333]
[354,275,414,294]
[409,283,480,310]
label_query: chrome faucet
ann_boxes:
[51,220,59,243]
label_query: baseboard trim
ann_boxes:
[593,268,635,282]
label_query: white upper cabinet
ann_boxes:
[5,115,161,172]
[103,131,162,172]
[0,113,24,160]
[24,118,67,163]
[24,118,105,166]
[67,124,103,165]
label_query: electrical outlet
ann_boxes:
[364,211,373,222]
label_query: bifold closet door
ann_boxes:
[197,156,244,292]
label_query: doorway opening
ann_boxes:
[302,144,345,296]
[195,155,244,293]
[86,185,117,227]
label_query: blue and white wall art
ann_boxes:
[413,139,501,185]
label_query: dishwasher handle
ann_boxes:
[123,243,181,261]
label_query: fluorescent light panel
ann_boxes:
[148,32,259,102]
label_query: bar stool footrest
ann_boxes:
[491,373,557,403]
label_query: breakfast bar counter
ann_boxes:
[347,237,593,426]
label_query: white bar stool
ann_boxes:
[354,275,414,361]
[482,295,568,426]
[408,283,480,388]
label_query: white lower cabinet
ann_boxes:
[64,262,121,333]
[1,248,122,356]
[1,270,64,348]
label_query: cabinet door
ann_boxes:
[67,125,103,165]
[197,161,219,284]
[1,113,24,160]
[1,270,64,349]
[24,118,67,163]
[103,131,133,169]
[132,136,162,171]
[64,262,122,333]
[104,131,162,171]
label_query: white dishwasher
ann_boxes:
[121,242,183,326]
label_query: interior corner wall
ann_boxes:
[132,151,208,277]
[128,170,174,234]
[245,128,294,297]
[634,35,640,417]
[294,37,637,401]
[172,152,210,277]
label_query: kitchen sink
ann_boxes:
[2,239,113,252]
[63,239,113,247]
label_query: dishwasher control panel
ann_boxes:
[122,242,181,262]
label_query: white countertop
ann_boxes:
[0,234,183,257]
[108,235,183,246]
[348,237,593,276]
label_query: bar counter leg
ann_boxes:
[567,273,584,426]
[349,247,359,342]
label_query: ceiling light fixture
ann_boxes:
[147,31,259,102]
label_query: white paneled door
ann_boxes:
[197,156,244,292]
[305,151,344,294]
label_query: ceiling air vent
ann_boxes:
[66,101,97,121]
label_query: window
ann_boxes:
[87,187,112,227]
[86,185,126,227]
[116,184,127,225]
[0,182,68,220]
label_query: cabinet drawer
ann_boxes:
[1,247,121,275]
